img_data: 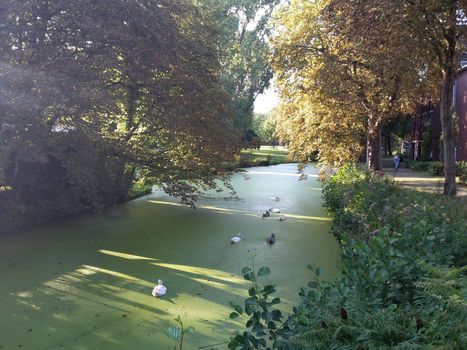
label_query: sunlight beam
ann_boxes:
[98,249,159,261]
[148,200,331,221]
[246,170,318,177]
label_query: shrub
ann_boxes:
[231,165,467,349]
[126,181,153,201]
[406,160,430,172]
[406,160,467,183]
[428,161,444,176]
[457,161,467,183]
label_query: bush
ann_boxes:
[238,150,291,168]
[457,161,467,183]
[428,161,444,176]
[126,181,153,201]
[406,160,467,183]
[406,160,430,172]
[231,165,467,349]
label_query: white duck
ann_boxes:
[279,214,287,221]
[269,208,281,213]
[152,279,167,297]
[230,233,242,243]
[270,196,280,201]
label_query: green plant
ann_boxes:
[428,161,444,176]
[166,316,195,350]
[231,166,466,349]
[406,160,467,183]
[457,161,467,183]
[406,160,430,172]
[228,260,287,349]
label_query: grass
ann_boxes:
[238,149,293,167]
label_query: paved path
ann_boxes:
[383,168,467,197]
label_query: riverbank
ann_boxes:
[229,165,467,348]
[127,148,294,201]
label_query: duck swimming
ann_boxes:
[270,196,280,201]
[230,233,242,243]
[262,211,270,217]
[279,214,286,221]
[152,279,167,297]
[269,208,281,213]
[266,233,276,244]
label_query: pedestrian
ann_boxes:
[393,154,400,172]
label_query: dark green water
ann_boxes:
[0,164,340,349]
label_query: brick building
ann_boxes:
[408,65,467,162]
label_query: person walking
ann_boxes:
[393,154,401,172]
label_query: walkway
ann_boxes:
[383,168,467,197]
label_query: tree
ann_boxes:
[198,0,279,132]
[0,0,239,231]
[404,0,467,195]
[271,0,427,170]
[251,112,277,144]
[382,115,412,157]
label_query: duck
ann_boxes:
[270,196,280,201]
[266,233,276,244]
[230,233,242,243]
[279,214,287,222]
[152,279,167,297]
[262,211,270,218]
[269,208,281,213]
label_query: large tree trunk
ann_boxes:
[439,1,457,196]
[440,72,457,196]
[367,115,382,171]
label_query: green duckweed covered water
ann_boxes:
[0,164,340,349]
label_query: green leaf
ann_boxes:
[245,297,258,305]
[262,284,276,295]
[315,267,323,277]
[287,317,296,330]
[229,312,240,319]
[242,266,252,275]
[244,271,255,281]
[166,326,182,341]
[258,266,271,277]
[229,301,243,314]
[271,297,281,305]
[271,309,282,321]
[245,304,253,316]
[230,334,247,347]
[332,325,343,340]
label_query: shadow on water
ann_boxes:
[0,164,340,349]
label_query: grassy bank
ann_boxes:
[229,165,467,349]
[238,149,293,167]
[126,182,153,200]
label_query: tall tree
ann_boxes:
[404,0,467,195]
[198,0,279,132]
[0,0,239,231]
[271,0,427,170]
